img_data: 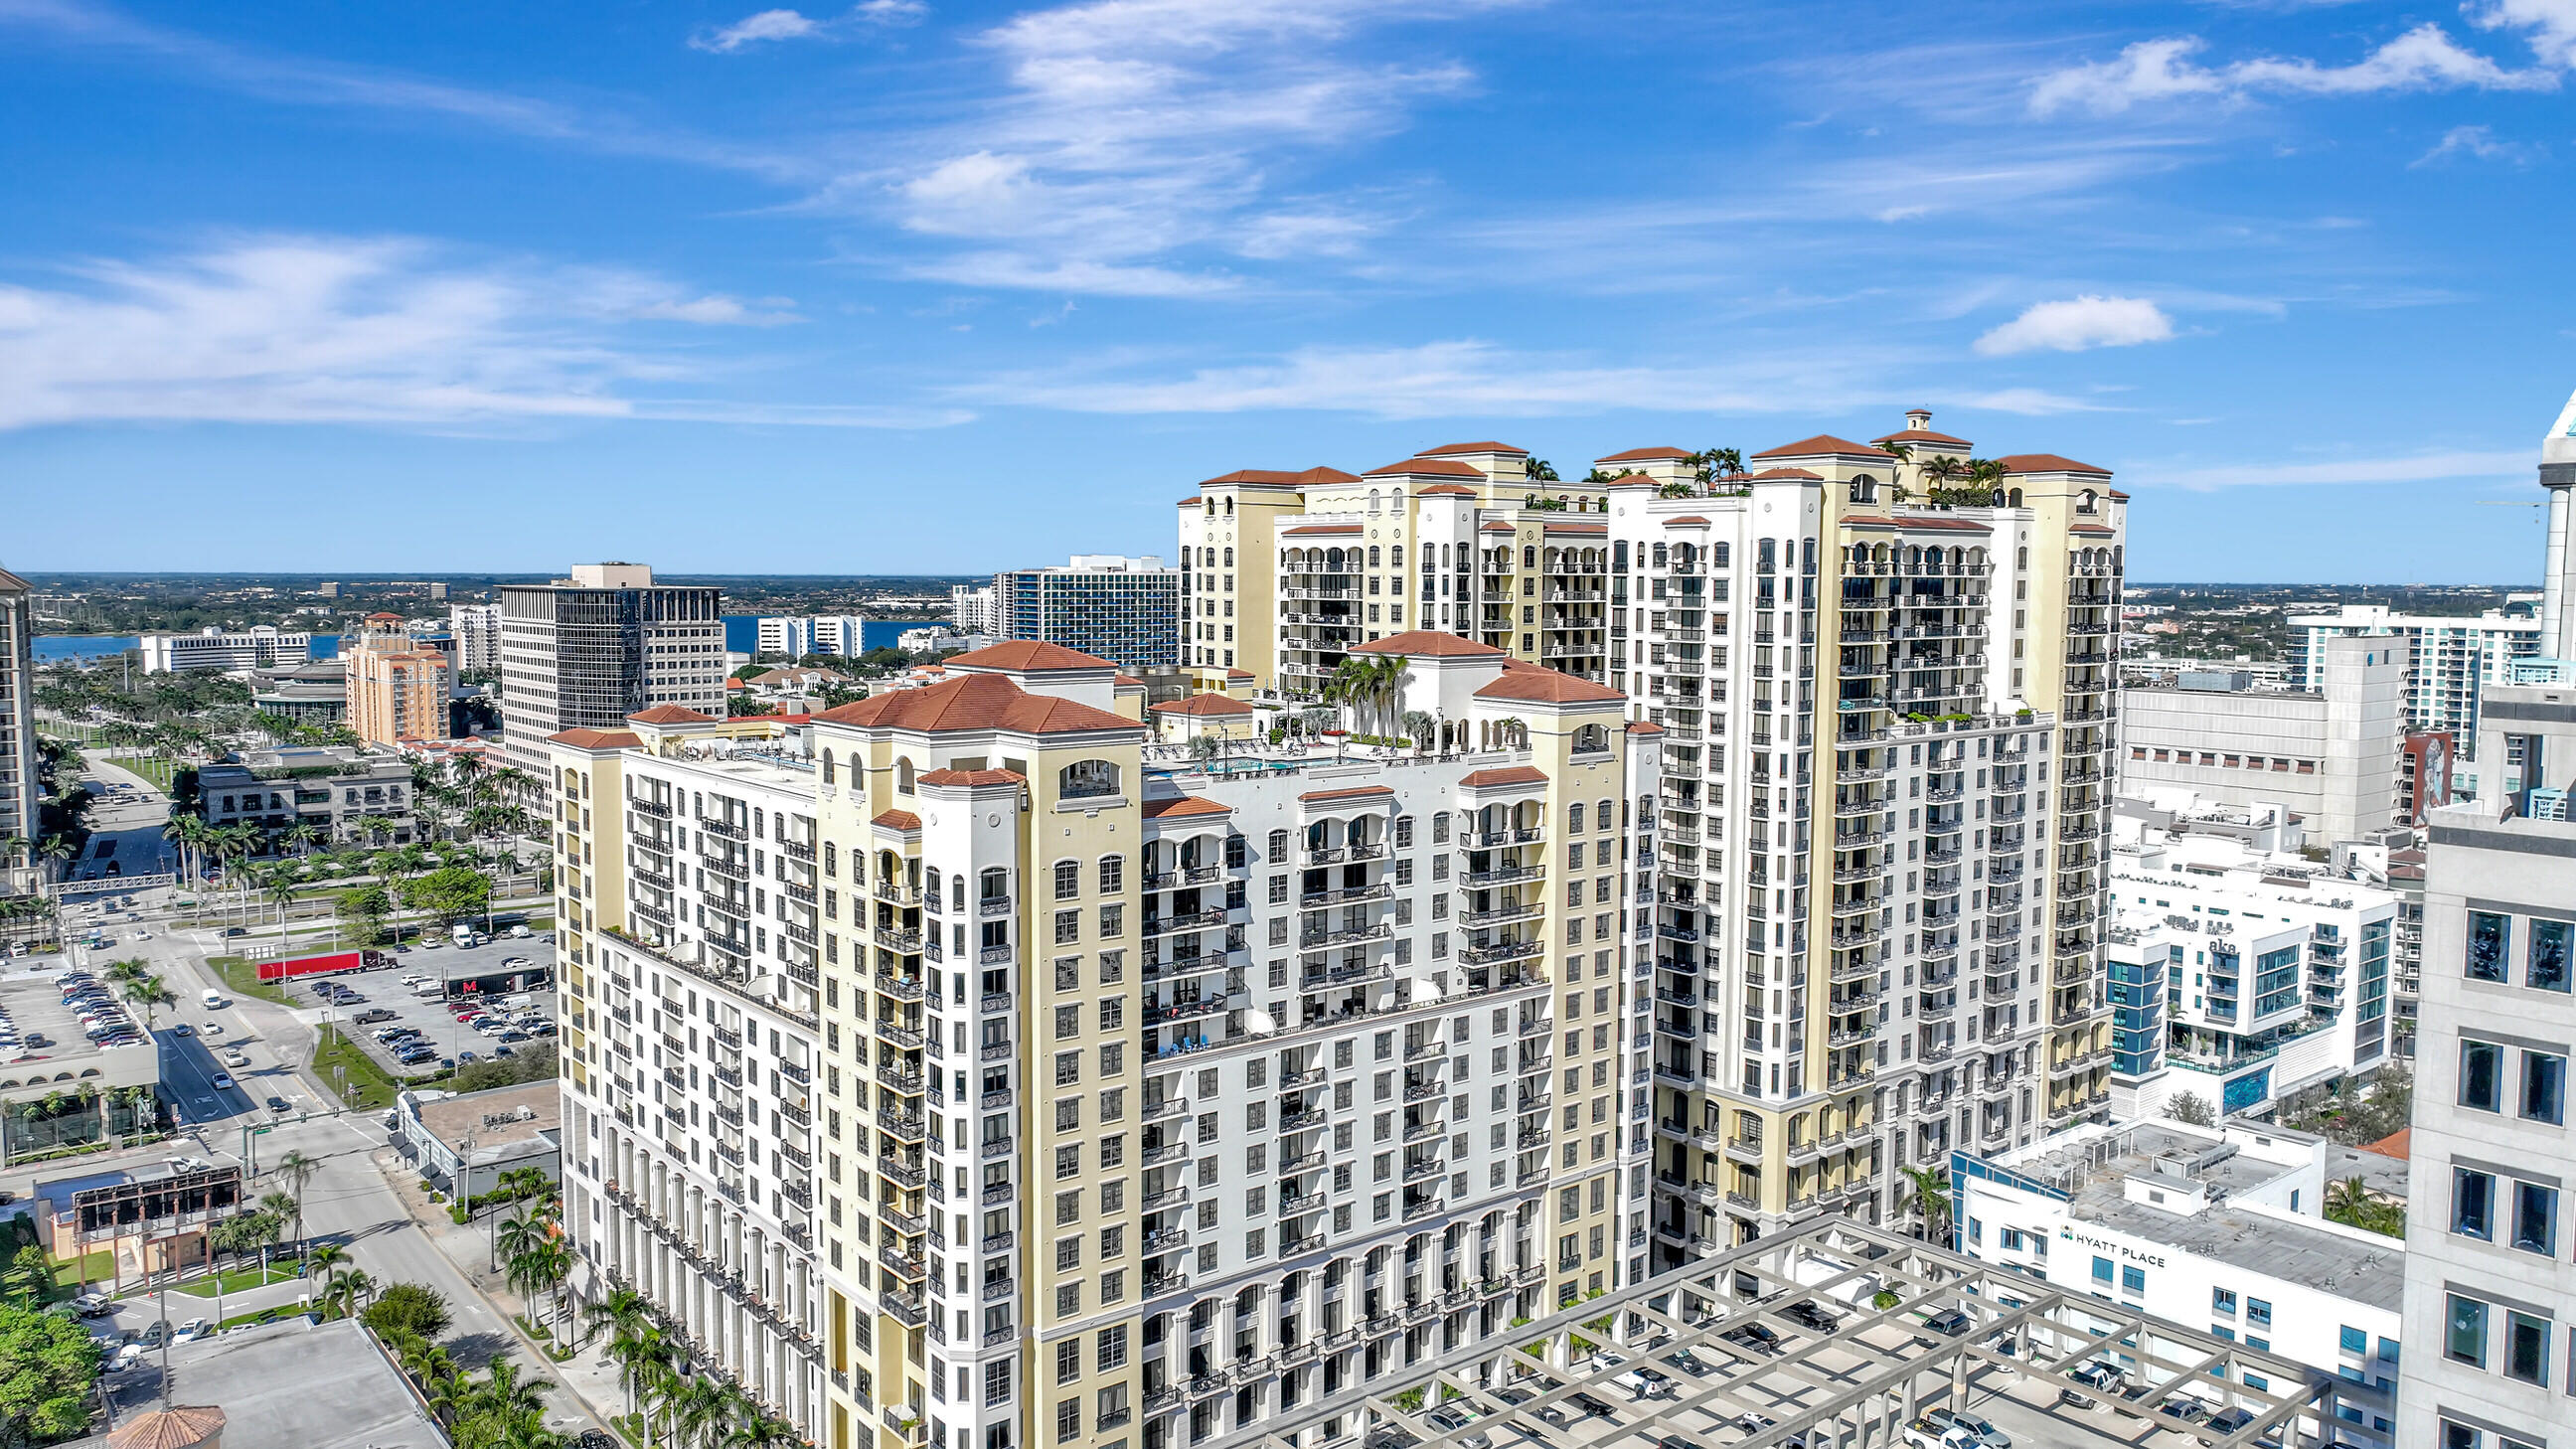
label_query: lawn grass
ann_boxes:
[311,1023,402,1110]
[174,1262,300,1298]
[203,954,296,1007]
[120,753,179,794]
[48,1250,115,1298]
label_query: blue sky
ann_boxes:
[2,0,2571,581]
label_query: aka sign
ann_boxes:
[2059,1225,2168,1269]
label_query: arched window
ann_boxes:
[821,748,835,785]
[896,759,915,794]
[2077,489,2097,514]
[1058,759,1121,800]
[2007,488,2024,508]
[1652,542,1668,567]
[1268,828,1290,860]
[823,840,838,878]
[1393,544,1406,568]
[1098,855,1125,892]
[1573,723,1610,753]
[1368,546,1381,568]
[1567,801,1586,833]
[923,865,942,900]
[1224,497,1235,516]
[1522,545,1536,569]
[1222,547,1233,567]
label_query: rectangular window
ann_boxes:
[2446,1293,2489,1367]
[2525,1050,2568,1124]
[2506,1310,2550,1385]
[2245,1298,2271,1329]
[2454,1167,2496,1239]
[2338,1325,2367,1355]
[2091,1255,2113,1285]
[2212,1288,2238,1316]
[2533,919,2573,993]
[2514,1180,2558,1256]
[2469,911,2511,983]
[2121,1265,2146,1294]
[2462,1040,2504,1112]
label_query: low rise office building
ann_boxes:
[1955,1117,2401,1447]
[138,625,312,674]
[198,745,417,848]
[2288,604,2541,761]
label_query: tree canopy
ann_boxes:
[0,1302,104,1444]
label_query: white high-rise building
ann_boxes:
[496,564,724,781]
[758,614,869,660]
[0,570,36,892]
[137,626,312,674]
[2540,385,2576,662]
[2120,636,2409,843]
[448,600,503,673]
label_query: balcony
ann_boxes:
[874,927,922,954]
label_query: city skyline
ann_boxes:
[2,1,2571,579]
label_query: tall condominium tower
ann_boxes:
[1177,445,1616,697]
[344,613,454,746]
[498,564,724,780]
[1600,411,2124,1257]
[0,569,35,867]
[550,640,1658,1449]
[449,600,504,674]
[991,558,1182,672]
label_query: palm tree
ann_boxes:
[2327,1175,2373,1221]
[1898,1164,1952,1243]
[1522,457,1559,483]
[284,820,322,857]
[117,970,173,1036]
[1875,440,1914,503]
[608,1324,678,1426]
[1919,453,1964,494]
[1967,455,2009,502]
[266,879,300,943]
[319,1266,375,1319]
[275,1150,320,1254]
[725,1410,804,1449]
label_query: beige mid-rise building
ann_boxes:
[550,639,1661,1449]
[345,613,452,745]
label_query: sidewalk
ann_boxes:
[375,1145,629,1438]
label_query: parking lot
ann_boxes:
[282,935,558,1079]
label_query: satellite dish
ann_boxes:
[1244,1009,1277,1035]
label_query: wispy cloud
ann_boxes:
[690,2,926,53]
[2128,448,2530,489]
[2412,122,2543,165]
[0,0,808,180]
[2028,27,2557,116]
[956,339,2100,420]
[0,236,955,430]
[1975,295,2178,355]
[832,0,1525,293]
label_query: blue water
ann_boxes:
[35,634,333,663]
[722,616,915,654]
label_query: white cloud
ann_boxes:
[2028,25,2555,115]
[2130,448,2530,489]
[2412,122,2543,165]
[692,9,824,53]
[846,0,1521,293]
[2473,0,2576,69]
[0,236,946,430]
[690,3,925,53]
[1973,295,2177,356]
[955,338,2098,420]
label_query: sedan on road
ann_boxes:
[209,1073,234,1090]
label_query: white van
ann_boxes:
[201,989,225,1010]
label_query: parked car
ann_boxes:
[2159,1397,2210,1424]
[1921,1409,2010,1448]
[1780,1299,1840,1333]
[69,1293,112,1318]
[1915,1308,1975,1344]
[171,1317,208,1344]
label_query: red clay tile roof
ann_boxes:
[917,768,1025,788]
[1752,466,1822,480]
[1419,440,1529,457]
[2362,1128,2410,1160]
[1473,669,1625,704]
[1152,694,1255,716]
[946,640,1119,672]
[1901,517,1994,533]
[1460,765,1548,788]
[872,809,921,831]
[1282,524,1364,536]
[1603,474,1663,487]
[1300,785,1394,804]
[1481,521,1518,532]
[1998,452,2111,476]
[1542,521,1608,535]
[1199,466,1361,488]
[1415,483,1479,496]
[626,704,717,724]
[1115,674,1142,688]
[2070,524,2117,537]
[2106,488,2130,501]
[1351,630,1505,658]
[1751,434,1883,460]
[1363,457,1486,479]
[1871,427,1972,447]
[1226,668,1253,679]
[1625,721,1666,734]
[1663,516,1710,527]
[1596,446,1693,462]
[1143,795,1232,820]
[363,611,404,621]
[545,727,642,750]
[816,673,1138,736]
[1176,496,1202,506]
